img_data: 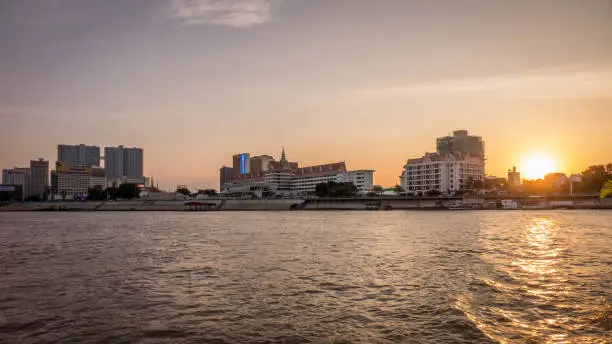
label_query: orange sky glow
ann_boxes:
[1,0,612,190]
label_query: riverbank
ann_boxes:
[1,197,610,212]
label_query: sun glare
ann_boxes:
[520,153,557,180]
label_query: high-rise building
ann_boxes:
[232,153,250,179]
[2,168,30,200]
[402,153,485,195]
[104,145,143,180]
[250,155,275,174]
[508,166,521,187]
[219,166,234,190]
[436,130,485,161]
[57,144,101,166]
[123,147,143,178]
[29,159,49,198]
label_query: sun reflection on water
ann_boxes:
[455,216,610,344]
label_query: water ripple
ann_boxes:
[0,211,610,343]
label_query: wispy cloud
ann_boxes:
[350,65,612,101]
[167,0,281,28]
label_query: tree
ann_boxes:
[88,186,104,201]
[117,183,139,200]
[373,185,384,196]
[315,183,330,197]
[330,182,357,197]
[580,164,612,193]
[315,182,357,198]
[394,184,405,194]
[176,187,191,196]
[106,187,118,201]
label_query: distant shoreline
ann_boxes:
[1,197,610,212]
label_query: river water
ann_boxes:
[0,211,611,344]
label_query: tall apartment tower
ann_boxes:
[436,130,485,161]
[104,145,144,180]
[232,153,250,179]
[30,159,49,198]
[57,144,101,166]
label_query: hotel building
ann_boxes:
[55,162,106,197]
[222,149,374,196]
[402,130,485,195]
[402,153,484,195]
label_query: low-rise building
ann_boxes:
[0,184,23,202]
[2,167,30,200]
[508,166,521,187]
[344,170,375,192]
[107,176,148,187]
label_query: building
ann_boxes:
[56,163,92,197]
[124,147,144,178]
[57,144,101,166]
[1,168,30,200]
[29,159,49,198]
[250,155,275,174]
[104,145,144,180]
[50,170,58,194]
[219,166,234,191]
[291,162,348,195]
[222,149,375,196]
[344,170,375,192]
[402,153,485,195]
[90,167,106,188]
[0,185,23,202]
[232,153,250,179]
[507,166,521,187]
[55,162,106,197]
[436,130,484,161]
[106,176,149,188]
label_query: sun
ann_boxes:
[520,153,557,180]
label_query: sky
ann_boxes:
[1,0,612,190]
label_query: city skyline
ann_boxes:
[1,0,612,189]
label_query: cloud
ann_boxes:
[167,0,280,27]
[350,65,612,102]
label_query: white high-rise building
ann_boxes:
[104,145,143,180]
[402,153,484,195]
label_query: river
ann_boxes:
[0,211,611,343]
